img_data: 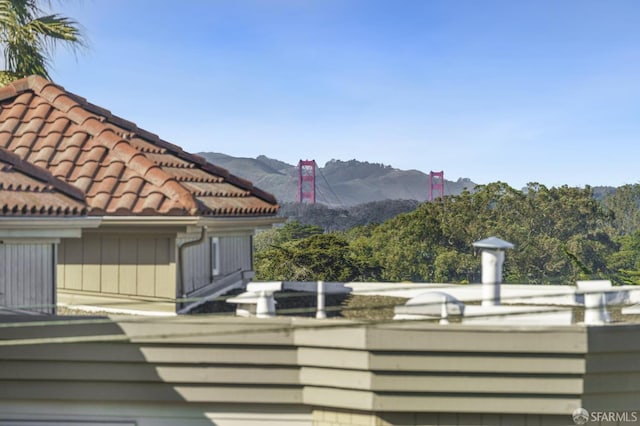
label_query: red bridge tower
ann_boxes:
[297,160,316,204]
[429,170,444,201]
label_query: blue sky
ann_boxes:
[50,0,640,188]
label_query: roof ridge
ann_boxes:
[145,140,278,205]
[1,76,278,216]
[56,83,278,206]
[16,76,199,214]
[0,146,86,202]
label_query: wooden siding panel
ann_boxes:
[179,237,210,294]
[0,343,149,362]
[118,238,138,295]
[361,327,588,353]
[444,412,520,426]
[18,245,28,309]
[0,318,638,420]
[301,367,583,394]
[155,366,299,385]
[0,243,55,312]
[154,237,175,298]
[140,346,297,365]
[174,386,302,404]
[62,239,83,290]
[60,234,177,299]
[583,372,640,393]
[370,393,581,415]
[179,234,253,295]
[0,243,54,313]
[0,400,308,426]
[3,245,18,307]
[586,352,640,373]
[137,239,156,297]
[581,392,640,411]
[300,348,587,374]
[219,235,252,275]
[56,240,65,289]
[588,325,640,352]
[0,380,191,402]
[0,246,6,307]
[368,352,586,374]
[101,237,120,294]
[82,237,101,292]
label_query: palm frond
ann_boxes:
[0,0,85,83]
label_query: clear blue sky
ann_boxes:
[50,0,640,188]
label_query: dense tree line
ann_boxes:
[256,182,640,285]
[277,199,420,232]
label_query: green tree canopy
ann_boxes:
[255,233,359,282]
[604,184,640,236]
[255,183,626,285]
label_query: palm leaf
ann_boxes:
[0,0,85,83]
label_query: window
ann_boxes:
[211,237,220,277]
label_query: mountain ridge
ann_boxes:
[197,152,476,206]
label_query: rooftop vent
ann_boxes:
[473,237,514,306]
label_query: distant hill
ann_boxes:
[592,186,617,201]
[198,153,476,206]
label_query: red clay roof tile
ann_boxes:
[23,102,50,122]
[74,176,93,193]
[78,146,107,164]
[30,146,55,164]
[0,85,17,101]
[68,161,100,181]
[88,176,118,196]
[0,76,278,217]
[108,192,138,212]
[136,191,164,211]
[0,117,20,134]
[34,132,64,151]
[51,160,74,179]
[94,161,125,181]
[50,146,81,165]
[17,117,45,136]
[5,102,28,120]
[91,192,110,211]
[40,118,69,137]
[113,176,144,196]
[0,147,86,216]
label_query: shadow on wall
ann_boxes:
[0,315,310,425]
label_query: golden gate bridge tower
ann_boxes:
[297,160,317,204]
[429,170,444,201]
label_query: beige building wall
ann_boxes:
[178,233,253,295]
[1,317,638,425]
[58,233,177,299]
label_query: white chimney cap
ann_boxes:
[472,236,514,250]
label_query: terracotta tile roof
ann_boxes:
[0,147,86,216]
[0,76,279,217]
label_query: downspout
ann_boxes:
[177,225,208,309]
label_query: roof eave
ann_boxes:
[98,215,284,229]
[0,216,101,239]
[196,215,286,232]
